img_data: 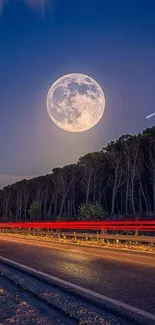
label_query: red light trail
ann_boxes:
[0,221,155,231]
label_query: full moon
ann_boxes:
[46,73,105,132]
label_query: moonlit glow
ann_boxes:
[146,112,155,119]
[46,73,105,132]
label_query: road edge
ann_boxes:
[0,233,155,256]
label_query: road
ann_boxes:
[0,235,155,316]
[0,261,134,325]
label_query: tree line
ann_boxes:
[0,126,155,221]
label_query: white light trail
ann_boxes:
[146,112,155,119]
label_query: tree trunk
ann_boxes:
[85,175,91,206]
[125,160,130,213]
[139,178,149,214]
[72,182,76,216]
[24,202,28,221]
[67,200,70,215]
[48,194,54,219]
[19,196,22,220]
[138,185,142,213]
[54,190,58,220]
[111,187,116,216]
[16,194,19,220]
[111,168,119,216]
[104,195,108,215]
[131,177,136,214]
[93,175,97,203]
[59,195,66,216]
[43,190,48,219]
[116,195,120,216]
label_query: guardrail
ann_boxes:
[0,221,155,243]
[0,230,155,243]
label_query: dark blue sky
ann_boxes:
[0,0,155,186]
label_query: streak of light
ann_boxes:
[146,112,155,119]
[0,221,155,231]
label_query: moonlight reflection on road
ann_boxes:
[46,73,105,132]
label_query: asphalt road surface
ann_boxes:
[0,235,155,316]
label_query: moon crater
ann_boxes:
[47,73,105,132]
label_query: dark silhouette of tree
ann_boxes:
[28,201,41,220]
[0,126,155,221]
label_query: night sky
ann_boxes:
[0,0,155,188]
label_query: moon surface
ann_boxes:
[46,73,105,132]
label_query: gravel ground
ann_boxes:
[0,276,65,325]
[0,263,134,325]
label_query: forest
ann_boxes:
[0,126,155,222]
